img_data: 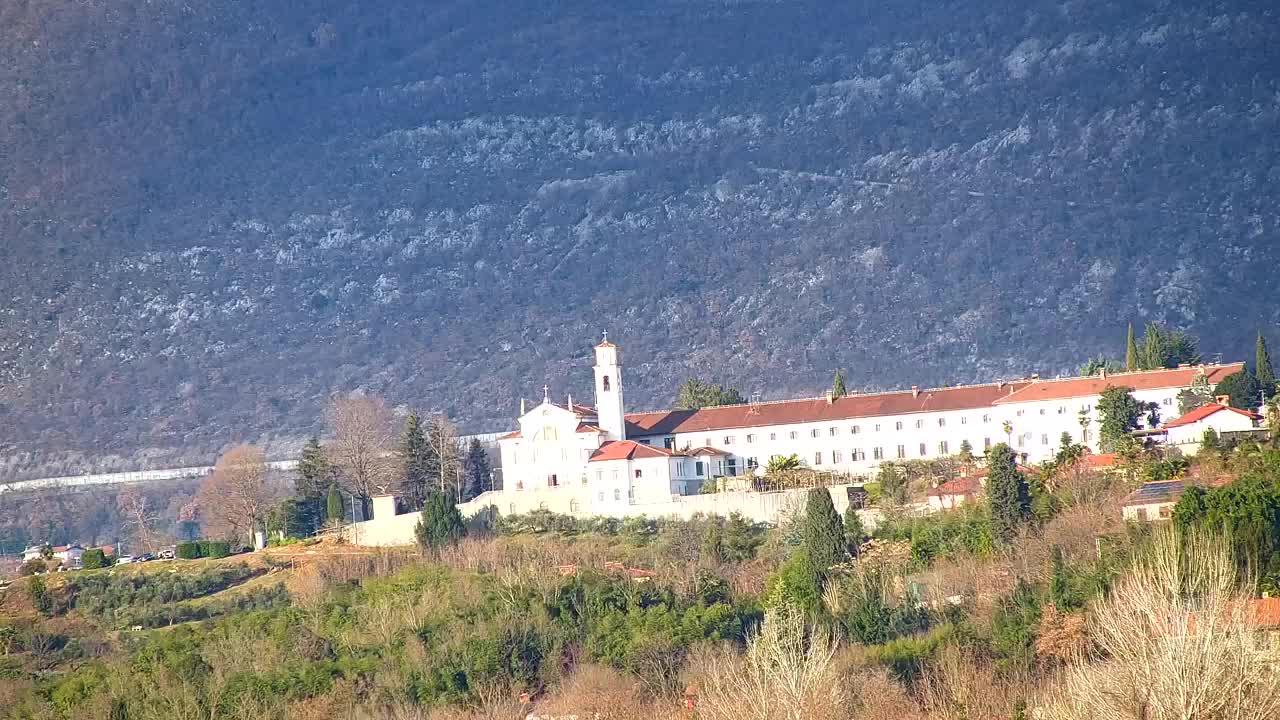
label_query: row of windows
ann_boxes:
[803,430,1087,465]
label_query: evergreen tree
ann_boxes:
[1178,373,1215,415]
[1257,332,1275,395]
[986,443,1031,545]
[415,490,466,552]
[325,483,344,523]
[675,379,746,409]
[831,368,847,398]
[803,488,847,572]
[1140,322,1163,370]
[461,438,491,502]
[1097,385,1144,451]
[843,504,866,556]
[399,413,432,508]
[1214,370,1261,410]
[957,439,975,464]
[294,437,332,533]
[1125,323,1138,371]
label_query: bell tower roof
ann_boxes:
[594,330,616,349]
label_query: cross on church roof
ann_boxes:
[543,384,550,402]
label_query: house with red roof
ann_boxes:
[1157,398,1263,454]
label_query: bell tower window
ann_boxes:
[602,376,611,392]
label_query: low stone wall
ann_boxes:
[343,485,881,547]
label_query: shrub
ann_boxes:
[18,558,45,576]
[28,576,54,616]
[175,541,203,559]
[199,541,231,559]
[81,548,107,570]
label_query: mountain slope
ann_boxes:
[1,0,1278,478]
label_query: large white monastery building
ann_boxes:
[493,336,1243,516]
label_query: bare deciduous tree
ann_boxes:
[425,414,461,497]
[117,487,162,553]
[196,445,277,547]
[1040,528,1280,720]
[326,394,398,499]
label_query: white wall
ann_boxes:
[1165,410,1258,452]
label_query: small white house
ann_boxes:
[21,545,45,562]
[1160,399,1262,455]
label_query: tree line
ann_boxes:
[192,393,492,548]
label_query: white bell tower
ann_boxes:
[593,333,626,441]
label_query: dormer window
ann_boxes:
[602,376,611,391]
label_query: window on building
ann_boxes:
[982,414,991,423]
[896,421,904,431]
[895,445,904,459]
[829,427,838,437]
[663,437,675,449]
[561,448,568,460]
[613,489,621,501]
[570,500,581,513]
[747,457,759,470]
[874,423,881,432]
[516,481,524,490]
[813,452,823,465]
[832,450,843,464]
[611,469,619,482]
[984,437,992,449]
[597,492,604,502]
[580,474,588,486]
[595,470,603,483]
[938,418,946,427]
[919,443,927,457]
[746,434,756,444]
[724,436,733,445]
[628,488,634,501]
[1016,410,1025,417]
[1017,434,1027,447]
[1136,507,1148,521]
[1162,397,1172,406]
[602,376,611,391]
[726,458,738,475]
[961,416,968,425]
[853,449,865,461]
[716,460,725,475]
[543,425,559,441]
[1082,429,1092,442]
[1159,506,1171,519]
[810,428,821,438]
[509,504,516,515]
[874,447,885,460]
[770,433,777,441]
[1039,408,1046,415]
[916,419,925,429]
[851,425,861,434]
[1042,433,1050,445]
[548,474,558,487]
[634,469,643,479]
[939,441,949,455]
[1058,406,1066,414]
[695,461,705,476]
[705,437,712,446]
[789,431,798,440]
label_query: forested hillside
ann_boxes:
[1,0,1277,477]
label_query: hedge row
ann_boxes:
[175,540,233,559]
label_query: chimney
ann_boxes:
[825,391,834,404]
[911,385,920,398]
[1216,395,1232,407]
[520,398,527,415]
[567,392,573,410]
[1099,367,1107,379]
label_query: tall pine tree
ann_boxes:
[461,438,491,501]
[1125,322,1138,371]
[399,413,431,508]
[325,484,344,523]
[831,368,847,398]
[294,437,332,534]
[803,488,848,572]
[1257,331,1275,396]
[986,443,1031,545]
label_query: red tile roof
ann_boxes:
[928,476,981,497]
[576,423,603,433]
[992,364,1243,405]
[588,440,676,462]
[625,382,1032,436]
[1162,403,1261,429]
[1084,452,1120,469]
[499,430,521,440]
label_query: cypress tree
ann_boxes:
[1141,322,1163,370]
[461,438,491,502]
[1125,322,1138,371]
[831,368,848,398]
[986,444,1031,545]
[1257,332,1275,395]
[326,483,344,523]
[803,488,848,572]
[296,437,331,497]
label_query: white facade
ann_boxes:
[1162,403,1261,455]
[484,337,1241,519]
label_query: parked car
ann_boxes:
[116,555,136,565]
[137,553,155,562]
[157,548,175,560]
